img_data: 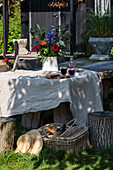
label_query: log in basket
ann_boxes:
[38,118,89,153]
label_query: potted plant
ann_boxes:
[85,9,113,60]
[30,24,71,71]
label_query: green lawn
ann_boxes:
[0,89,113,170]
[0,146,113,169]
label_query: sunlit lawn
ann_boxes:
[0,89,113,170]
[1,146,113,169]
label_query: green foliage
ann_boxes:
[0,2,21,55]
[110,46,113,56]
[30,24,47,41]
[85,9,113,38]
[0,14,3,54]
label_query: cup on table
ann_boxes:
[60,67,67,76]
[68,68,75,76]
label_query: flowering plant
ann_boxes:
[30,24,71,61]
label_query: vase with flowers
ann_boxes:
[30,24,71,71]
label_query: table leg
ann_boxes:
[52,102,73,124]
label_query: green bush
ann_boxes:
[85,9,113,38]
[0,2,21,55]
[0,14,3,54]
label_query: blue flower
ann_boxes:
[46,30,54,43]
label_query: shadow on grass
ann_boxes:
[31,146,113,170]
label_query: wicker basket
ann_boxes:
[38,118,89,153]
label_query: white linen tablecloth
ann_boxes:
[0,69,103,126]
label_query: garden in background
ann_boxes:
[0,1,113,169]
[0,0,21,55]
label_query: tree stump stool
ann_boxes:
[21,111,43,130]
[0,117,16,153]
[88,111,113,149]
[52,102,73,124]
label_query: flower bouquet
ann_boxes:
[30,24,71,62]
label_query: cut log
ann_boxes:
[21,111,43,130]
[0,117,16,153]
[88,111,113,149]
[52,102,73,124]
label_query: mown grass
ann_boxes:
[0,89,113,170]
[1,146,113,169]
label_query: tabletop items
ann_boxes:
[60,56,76,77]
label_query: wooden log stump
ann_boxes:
[21,111,43,130]
[88,111,113,149]
[52,102,73,124]
[0,117,16,153]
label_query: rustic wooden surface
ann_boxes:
[81,60,113,79]
[21,111,43,130]
[88,111,113,149]
[80,60,113,99]
[0,117,16,153]
[52,102,73,124]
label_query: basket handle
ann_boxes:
[60,118,77,137]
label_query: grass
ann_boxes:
[1,146,113,169]
[0,89,113,169]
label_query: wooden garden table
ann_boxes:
[0,69,103,128]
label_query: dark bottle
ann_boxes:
[60,124,66,135]
[52,126,61,138]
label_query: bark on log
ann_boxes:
[21,111,43,130]
[0,117,16,153]
[52,102,73,124]
[88,111,113,149]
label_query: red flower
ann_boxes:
[30,44,42,54]
[5,58,8,62]
[52,44,59,51]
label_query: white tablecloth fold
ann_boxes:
[0,69,103,126]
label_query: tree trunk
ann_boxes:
[0,117,16,153]
[88,111,113,149]
[21,111,43,130]
[21,0,29,50]
[52,102,73,124]
[3,0,9,57]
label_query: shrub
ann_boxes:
[0,1,21,55]
[85,9,113,38]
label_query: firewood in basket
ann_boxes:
[47,127,55,133]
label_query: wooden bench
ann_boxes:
[12,54,40,71]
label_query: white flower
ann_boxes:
[57,40,65,47]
